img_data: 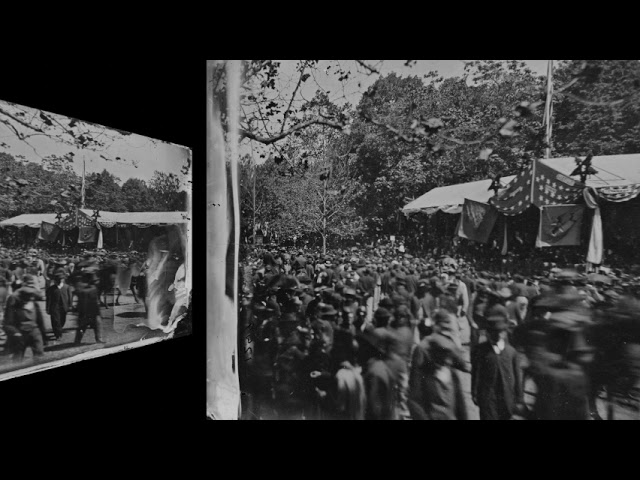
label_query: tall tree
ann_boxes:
[121,177,154,212]
[0,152,82,219]
[149,171,187,211]
[85,169,126,211]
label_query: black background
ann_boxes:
[0,59,205,421]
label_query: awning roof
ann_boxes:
[539,154,640,189]
[0,209,188,228]
[403,153,640,215]
[402,176,516,215]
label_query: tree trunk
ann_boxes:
[323,177,327,256]
[252,165,256,244]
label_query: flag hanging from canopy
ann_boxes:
[77,226,98,243]
[457,198,499,244]
[57,208,95,231]
[490,159,585,216]
[536,204,585,247]
[38,221,61,242]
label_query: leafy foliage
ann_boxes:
[0,153,186,220]
[552,60,640,156]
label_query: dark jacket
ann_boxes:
[364,357,398,420]
[4,292,47,338]
[358,274,376,297]
[471,341,524,420]
[528,359,590,420]
[408,338,468,420]
[76,284,101,320]
[46,283,73,313]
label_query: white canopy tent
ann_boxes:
[0,209,188,228]
[402,176,516,215]
[403,153,640,216]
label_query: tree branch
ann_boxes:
[240,117,346,145]
[356,60,380,75]
[280,62,307,135]
[563,91,630,107]
[0,106,47,134]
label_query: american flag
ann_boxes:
[57,208,95,230]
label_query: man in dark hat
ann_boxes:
[391,276,412,307]
[46,269,73,342]
[408,332,468,420]
[273,312,308,419]
[296,275,314,319]
[303,317,334,419]
[3,275,48,362]
[357,325,399,420]
[373,307,393,329]
[471,304,524,420]
[74,273,105,345]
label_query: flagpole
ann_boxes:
[81,157,86,209]
[543,60,554,159]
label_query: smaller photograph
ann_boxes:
[0,97,192,380]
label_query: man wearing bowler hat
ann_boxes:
[46,269,73,342]
[471,304,524,420]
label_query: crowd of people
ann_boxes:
[0,246,150,363]
[239,245,640,420]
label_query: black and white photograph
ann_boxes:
[208,59,640,420]
[0,95,192,381]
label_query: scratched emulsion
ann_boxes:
[207,60,242,419]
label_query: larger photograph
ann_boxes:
[208,60,640,420]
[0,60,198,419]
